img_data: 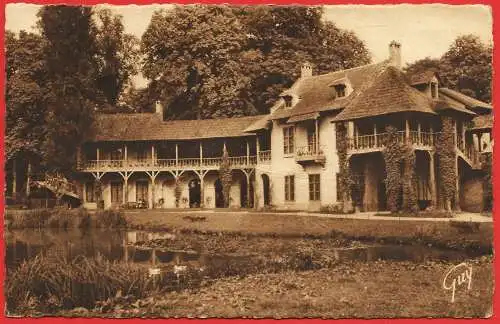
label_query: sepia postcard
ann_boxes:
[3,2,494,319]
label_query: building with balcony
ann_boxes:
[74,41,492,212]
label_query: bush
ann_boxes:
[4,209,53,229]
[320,204,353,214]
[47,207,91,229]
[93,210,128,228]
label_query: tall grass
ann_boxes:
[6,254,201,315]
[5,208,128,229]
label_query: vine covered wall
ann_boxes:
[336,123,354,212]
[219,146,232,208]
[436,116,457,211]
[382,125,418,213]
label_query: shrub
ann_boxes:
[47,207,91,229]
[5,209,53,229]
[320,204,352,214]
[93,210,128,228]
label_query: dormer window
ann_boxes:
[283,95,293,108]
[430,82,438,99]
[334,84,346,98]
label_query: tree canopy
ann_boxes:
[140,5,371,118]
[5,5,139,175]
[405,34,492,103]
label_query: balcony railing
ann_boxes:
[295,145,326,164]
[258,150,271,163]
[80,155,259,171]
[347,131,435,153]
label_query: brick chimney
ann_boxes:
[388,41,402,69]
[301,62,313,78]
[155,100,163,116]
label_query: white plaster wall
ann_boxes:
[269,116,339,211]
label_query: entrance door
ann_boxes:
[261,174,270,206]
[136,181,149,207]
[188,179,201,208]
[214,179,224,208]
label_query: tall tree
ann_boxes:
[95,9,140,106]
[140,5,371,118]
[405,34,492,102]
[37,5,99,174]
[5,30,47,162]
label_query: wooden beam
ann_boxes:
[315,118,319,153]
[373,123,378,147]
[256,136,260,162]
[151,144,155,166]
[246,140,250,165]
[429,152,437,208]
[175,143,179,166]
[200,141,203,166]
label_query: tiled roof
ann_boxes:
[433,95,476,116]
[333,66,437,122]
[439,88,492,110]
[88,113,264,142]
[243,114,272,133]
[471,113,493,130]
[270,61,388,120]
[409,70,437,85]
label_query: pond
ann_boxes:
[5,228,481,273]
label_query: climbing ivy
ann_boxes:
[382,125,418,213]
[336,123,354,212]
[219,146,232,208]
[94,179,103,209]
[481,152,492,212]
[435,116,457,211]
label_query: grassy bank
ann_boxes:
[125,211,493,253]
[5,208,127,229]
[61,257,492,318]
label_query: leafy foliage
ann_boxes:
[382,126,418,213]
[405,34,492,102]
[218,145,232,208]
[335,123,354,212]
[436,116,457,211]
[481,152,492,212]
[140,5,371,118]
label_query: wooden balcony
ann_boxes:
[347,131,435,155]
[295,145,326,165]
[258,150,271,164]
[79,155,258,172]
[456,143,482,170]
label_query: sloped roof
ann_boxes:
[243,114,272,133]
[409,70,438,85]
[270,62,388,120]
[471,113,493,130]
[439,88,492,110]
[88,113,264,142]
[333,66,437,121]
[433,96,476,116]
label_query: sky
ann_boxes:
[5,3,492,88]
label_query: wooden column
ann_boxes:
[200,173,205,208]
[478,133,483,152]
[430,125,434,145]
[315,118,319,153]
[373,124,378,147]
[455,156,460,211]
[453,120,458,147]
[175,143,179,166]
[123,177,128,204]
[429,152,437,207]
[97,148,100,161]
[124,144,128,162]
[461,122,466,150]
[246,172,251,208]
[200,142,203,166]
[417,122,422,144]
[347,121,354,148]
[405,118,410,143]
[256,136,260,162]
[246,140,250,165]
[151,144,155,166]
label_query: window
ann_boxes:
[430,82,438,99]
[285,175,295,201]
[283,126,295,154]
[110,149,123,161]
[307,127,317,153]
[137,149,148,161]
[86,182,95,203]
[110,182,123,204]
[334,84,346,98]
[309,174,321,201]
[283,95,293,108]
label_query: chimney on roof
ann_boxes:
[155,100,163,117]
[388,41,402,69]
[301,62,313,78]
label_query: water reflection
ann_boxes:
[5,228,477,272]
